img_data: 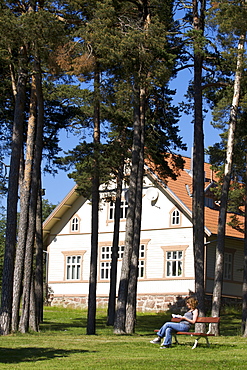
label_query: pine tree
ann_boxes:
[0,0,76,334]
[112,0,185,334]
[192,0,206,325]
[205,0,247,335]
[55,0,186,334]
[0,45,27,335]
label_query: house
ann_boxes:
[43,156,244,312]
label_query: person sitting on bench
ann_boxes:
[150,297,198,349]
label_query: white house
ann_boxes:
[43,156,244,311]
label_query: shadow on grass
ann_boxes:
[219,313,242,336]
[41,309,242,337]
[41,317,87,332]
[41,312,170,335]
[41,316,113,333]
[0,347,90,364]
[135,312,174,335]
[137,312,244,337]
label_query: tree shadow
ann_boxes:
[0,347,91,364]
[41,317,87,332]
[135,293,243,337]
[136,312,170,335]
[41,315,111,333]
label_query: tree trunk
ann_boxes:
[87,69,100,335]
[34,60,45,325]
[35,185,44,324]
[19,55,44,333]
[0,48,27,335]
[29,273,38,332]
[12,73,37,332]
[114,92,141,334]
[107,164,124,326]
[242,154,247,336]
[192,0,206,331]
[211,33,245,335]
[125,87,145,334]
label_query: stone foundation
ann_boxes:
[50,294,188,312]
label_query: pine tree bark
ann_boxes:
[0,48,27,335]
[107,164,124,326]
[35,185,44,324]
[114,90,141,334]
[29,274,38,332]
[242,154,247,336]
[12,73,37,332]
[125,87,145,334]
[87,69,100,335]
[192,0,206,329]
[34,59,44,326]
[211,34,245,335]
[19,54,44,333]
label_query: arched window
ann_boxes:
[71,215,80,232]
[171,209,180,226]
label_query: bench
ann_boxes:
[155,316,220,349]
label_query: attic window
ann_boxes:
[71,215,80,233]
[109,200,128,220]
[170,209,180,226]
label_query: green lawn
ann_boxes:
[0,307,246,369]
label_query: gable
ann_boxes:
[43,155,244,242]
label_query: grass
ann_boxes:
[0,307,246,369]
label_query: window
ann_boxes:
[171,209,180,226]
[66,255,81,280]
[100,245,125,280]
[100,246,111,280]
[118,245,125,258]
[109,202,114,220]
[101,246,111,260]
[205,197,214,208]
[224,252,233,280]
[62,251,85,281]
[99,242,147,280]
[109,200,128,220]
[101,262,111,279]
[138,244,146,278]
[71,215,80,232]
[166,250,183,277]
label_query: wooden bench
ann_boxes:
[155,316,220,349]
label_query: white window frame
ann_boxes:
[70,215,80,233]
[138,244,146,278]
[162,245,188,279]
[100,246,111,281]
[100,261,111,280]
[108,199,128,221]
[99,241,149,281]
[62,251,85,281]
[166,250,183,277]
[66,255,81,280]
[170,208,181,226]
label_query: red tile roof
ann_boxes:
[150,155,244,240]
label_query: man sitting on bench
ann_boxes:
[150,297,198,349]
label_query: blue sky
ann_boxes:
[42,69,222,206]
